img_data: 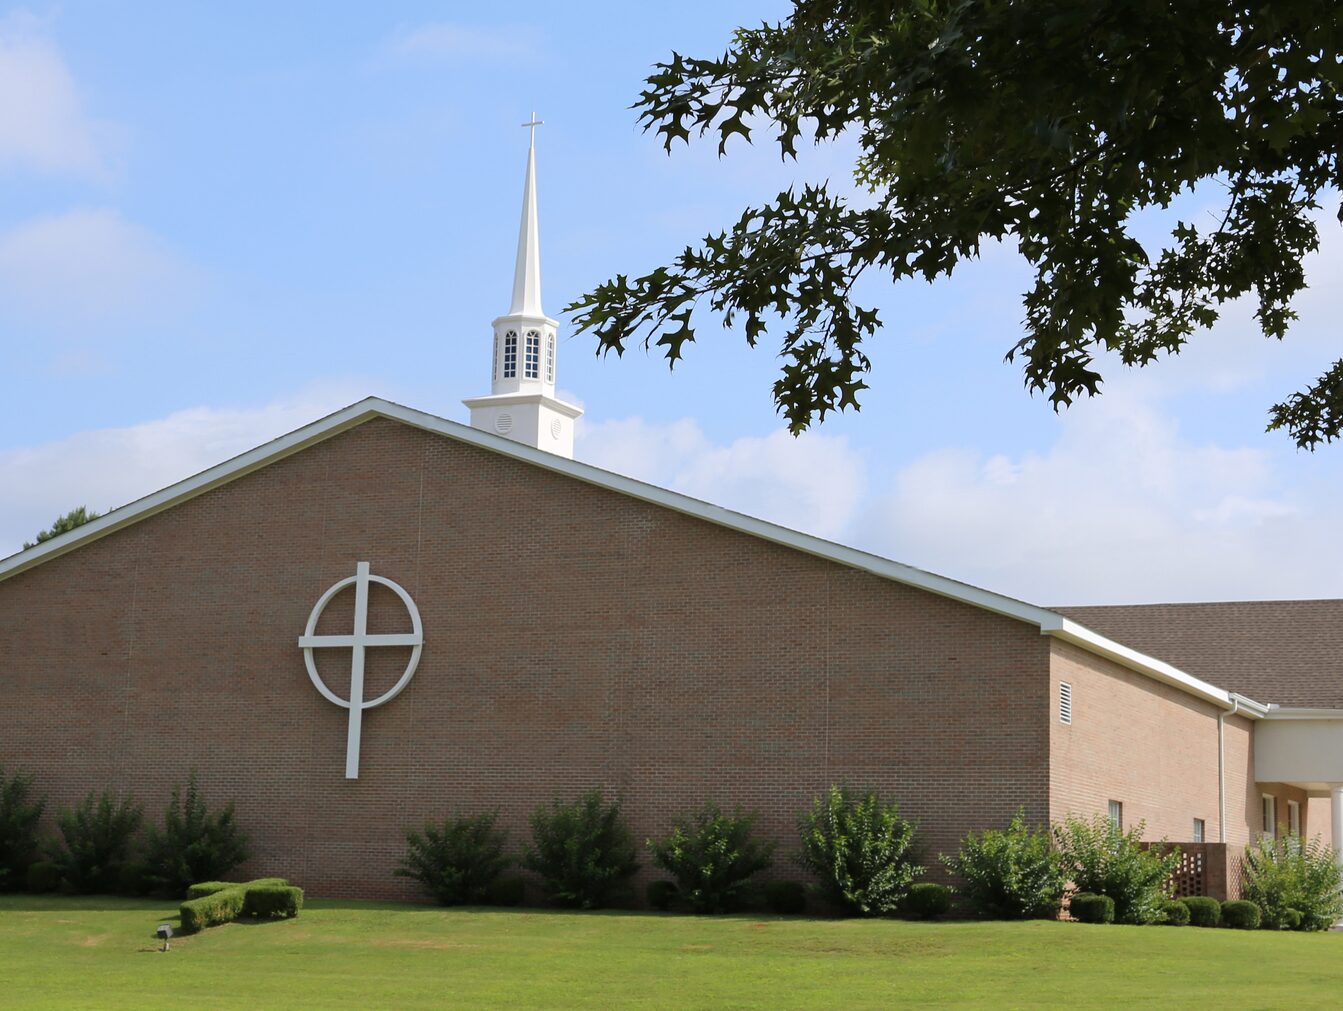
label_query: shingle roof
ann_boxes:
[1055,600,1343,709]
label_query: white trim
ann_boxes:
[1262,706,1343,721]
[0,396,1270,719]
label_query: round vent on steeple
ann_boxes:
[550,419,562,440]
[495,413,514,435]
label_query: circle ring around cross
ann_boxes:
[300,569,424,709]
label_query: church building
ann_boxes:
[3,129,1342,903]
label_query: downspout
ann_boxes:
[1218,696,1242,844]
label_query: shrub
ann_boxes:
[522,791,640,909]
[797,785,924,917]
[646,879,678,911]
[25,860,60,894]
[1053,815,1179,925]
[143,773,249,898]
[1221,899,1262,929]
[179,886,247,933]
[765,880,808,915]
[942,809,1067,919]
[48,790,143,894]
[648,804,775,914]
[117,861,153,896]
[1241,834,1343,931]
[1160,899,1191,926]
[395,812,511,906]
[1183,895,1222,927]
[1069,892,1114,924]
[904,881,952,919]
[0,766,45,891]
[242,883,304,919]
[1280,907,1304,931]
[487,876,527,907]
[179,878,301,933]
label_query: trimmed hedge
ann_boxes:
[1184,895,1221,927]
[903,882,952,920]
[1160,899,1190,926]
[1278,907,1304,931]
[179,878,302,934]
[1221,899,1262,930]
[186,876,286,901]
[180,887,247,933]
[1069,893,1114,924]
[242,883,303,919]
[765,880,808,915]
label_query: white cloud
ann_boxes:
[0,208,195,328]
[855,391,1343,605]
[381,22,541,62]
[578,416,867,542]
[0,13,116,180]
[0,385,370,557]
[579,395,1343,606]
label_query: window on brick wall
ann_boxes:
[1288,799,1300,837]
[1059,681,1072,724]
[1108,800,1123,830]
[1262,794,1276,840]
[1193,818,1205,843]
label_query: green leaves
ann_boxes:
[395,812,511,906]
[942,809,1067,920]
[648,804,774,913]
[574,0,1343,447]
[797,784,924,916]
[522,791,640,909]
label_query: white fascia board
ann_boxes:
[0,395,1267,718]
[1039,615,1266,718]
[1262,706,1343,721]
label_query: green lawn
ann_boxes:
[1,896,1339,1008]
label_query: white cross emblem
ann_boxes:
[298,562,424,779]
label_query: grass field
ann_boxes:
[1,895,1341,1008]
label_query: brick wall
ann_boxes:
[0,417,1052,899]
[1049,639,1262,847]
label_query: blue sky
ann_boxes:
[2,2,1340,604]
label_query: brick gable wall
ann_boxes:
[0,417,1052,899]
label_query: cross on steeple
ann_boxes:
[522,112,543,148]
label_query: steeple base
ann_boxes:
[462,392,582,459]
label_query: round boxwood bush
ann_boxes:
[1221,899,1262,930]
[1160,899,1191,926]
[1070,893,1115,924]
[903,882,952,920]
[646,879,678,911]
[1279,907,1304,931]
[1183,896,1221,927]
[765,880,807,915]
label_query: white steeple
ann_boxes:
[463,115,582,458]
[509,116,544,318]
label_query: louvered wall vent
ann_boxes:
[1059,682,1073,724]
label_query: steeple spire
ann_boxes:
[509,113,544,317]
[463,113,583,459]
